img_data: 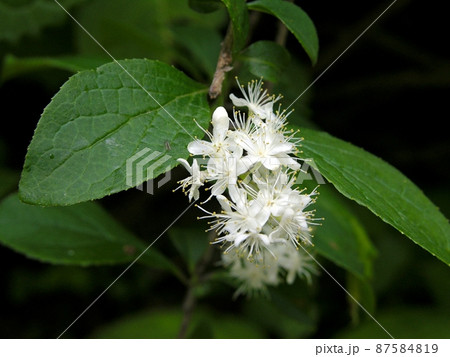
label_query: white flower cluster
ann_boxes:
[223,244,317,296]
[177,79,318,293]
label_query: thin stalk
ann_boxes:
[209,24,234,99]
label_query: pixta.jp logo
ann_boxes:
[126,148,172,194]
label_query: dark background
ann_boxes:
[0,0,449,338]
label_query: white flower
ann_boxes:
[269,205,315,246]
[258,176,313,218]
[175,158,204,201]
[222,242,317,295]
[223,250,279,296]
[205,153,247,197]
[176,78,320,294]
[188,107,233,157]
[233,122,300,171]
[250,171,317,246]
[229,79,280,119]
[209,188,271,259]
[197,191,271,261]
[272,244,318,284]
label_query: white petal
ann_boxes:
[298,218,308,230]
[271,204,286,217]
[228,184,244,206]
[177,158,192,173]
[298,195,312,209]
[251,114,264,126]
[234,233,249,247]
[262,157,281,170]
[233,131,256,154]
[255,208,271,228]
[269,228,284,241]
[217,195,232,212]
[239,155,257,172]
[258,233,271,247]
[249,195,269,221]
[270,142,294,155]
[188,140,213,155]
[282,207,295,221]
[229,93,249,108]
[287,159,301,171]
[188,186,200,202]
[212,106,228,121]
[206,157,222,175]
[212,107,230,140]
[191,159,202,182]
[229,143,243,158]
[246,217,260,233]
[211,179,227,197]
[250,104,272,120]
[286,270,296,285]
[275,156,300,170]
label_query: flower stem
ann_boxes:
[209,24,234,99]
[177,239,216,338]
[177,284,196,338]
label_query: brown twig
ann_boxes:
[176,239,216,338]
[177,285,196,339]
[275,21,289,47]
[209,24,234,99]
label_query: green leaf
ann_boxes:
[239,40,290,83]
[171,25,221,78]
[310,185,376,280]
[273,59,314,128]
[221,0,249,51]
[247,0,319,64]
[75,0,226,61]
[169,227,209,274]
[298,127,450,265]
[19,59,210,206]
[1,54,107,82]
[74,0,172,61]
[0,193,170,268]
[0,0,83,44]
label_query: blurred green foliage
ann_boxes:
[0,0,448,339]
